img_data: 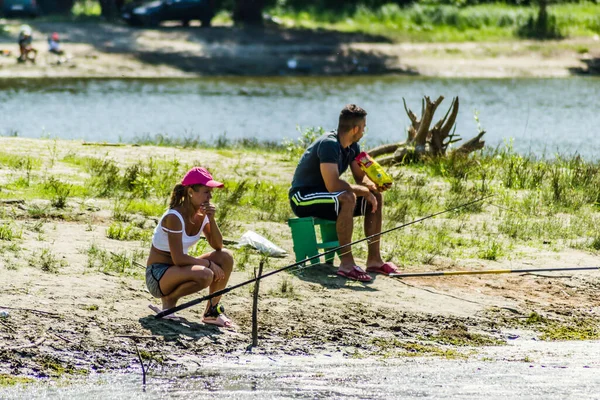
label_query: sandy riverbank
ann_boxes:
[1,21,599,78]
[1,137,599,380]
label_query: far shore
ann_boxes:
[0,21,599,78]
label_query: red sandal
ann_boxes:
[337,266,372,282]
[366,262,400,276]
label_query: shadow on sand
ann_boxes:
[139,314,224,342]
[569,56,600,75]
[13,21,417,76]
[291,262,378,292]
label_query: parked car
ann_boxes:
[2,0,39,17]
[121,0,214,27]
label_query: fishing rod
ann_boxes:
[390,266,599,278]
[155,194,494,318]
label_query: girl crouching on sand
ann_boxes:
[146,167,234,327]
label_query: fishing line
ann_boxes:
[155,194,494,318]
[390,266,599,278]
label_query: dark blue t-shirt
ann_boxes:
[289,131,361,196]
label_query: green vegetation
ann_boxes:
[540,320,600,341]
[84,243,145,277]
[267,2,600,41]
[0,374,35,386]
[30,248,68,273]
[132,133,283,152]
[3,130,600,272]
[0,223,22,241]
[37,354,89,377]
[282,126,326,161]
[267,275,298,298]
[426,326,505,346]
[0,152,40,171]
[370,337,463,358]
[371,140,600,266]
[106,222,151,241]
[61,0,600,42]
[44,178,72,209]
[522,312,600,340]
[72,0,102,17]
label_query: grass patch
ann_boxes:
[0,374,35,386]
[0,222,22,241]
[30,248,68,273]
[124,199,166,218]
[0,152,41,171]
[267,275,298,298]
[477,240,504,261]
[131,132,284,152]
[37,354,89,377]
[370,337,463,359]
[540,319,600,341]
[590,235,600,251]
[426,326,505,346]
[44,178,72,209]
[85,243,145,277]
[520,312,600,341]
[106,222,151,241]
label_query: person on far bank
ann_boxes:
[146,167,234,327]
[289,104,399,282]
[17,25,37,64]
[48,32,64,56]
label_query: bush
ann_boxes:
[282,126,324,160]
[0,223,22,241]
[45,177,72,209]
[517,1,563,39]
[106,222,150,241]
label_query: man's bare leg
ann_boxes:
[364,191,385,269]
[336,191,358,273]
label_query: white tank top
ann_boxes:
[152,209,209,255]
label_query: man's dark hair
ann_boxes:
[338,104,367,133]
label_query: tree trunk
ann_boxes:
[38,0,74,14]
[368,95,486,166]
[100,0,120,21]
[233,0,265,26]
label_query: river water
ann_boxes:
[2,337,600,399]
[1,76,600,159]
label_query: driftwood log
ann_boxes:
[369,96,486,166]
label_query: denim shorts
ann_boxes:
[145,263,171,298]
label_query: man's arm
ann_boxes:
[321,163,377,211]
[350,161,378,192]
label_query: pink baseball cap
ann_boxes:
[181,167,224,188]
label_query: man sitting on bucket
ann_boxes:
[288,104,399,282]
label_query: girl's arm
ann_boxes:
[164,214,210,267]
[202,202,223,250]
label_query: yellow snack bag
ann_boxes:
[355,151,393,189]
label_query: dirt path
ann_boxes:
[0,21,599,78]
[1,137,600,379]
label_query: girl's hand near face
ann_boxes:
[201,202,217,219]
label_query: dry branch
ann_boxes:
[368,143,403,158]
[0,337,46,351]
[0,306,60,317]
[368,95,485,166]
[0,199,25,205]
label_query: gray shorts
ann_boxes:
[146,263,171,298]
